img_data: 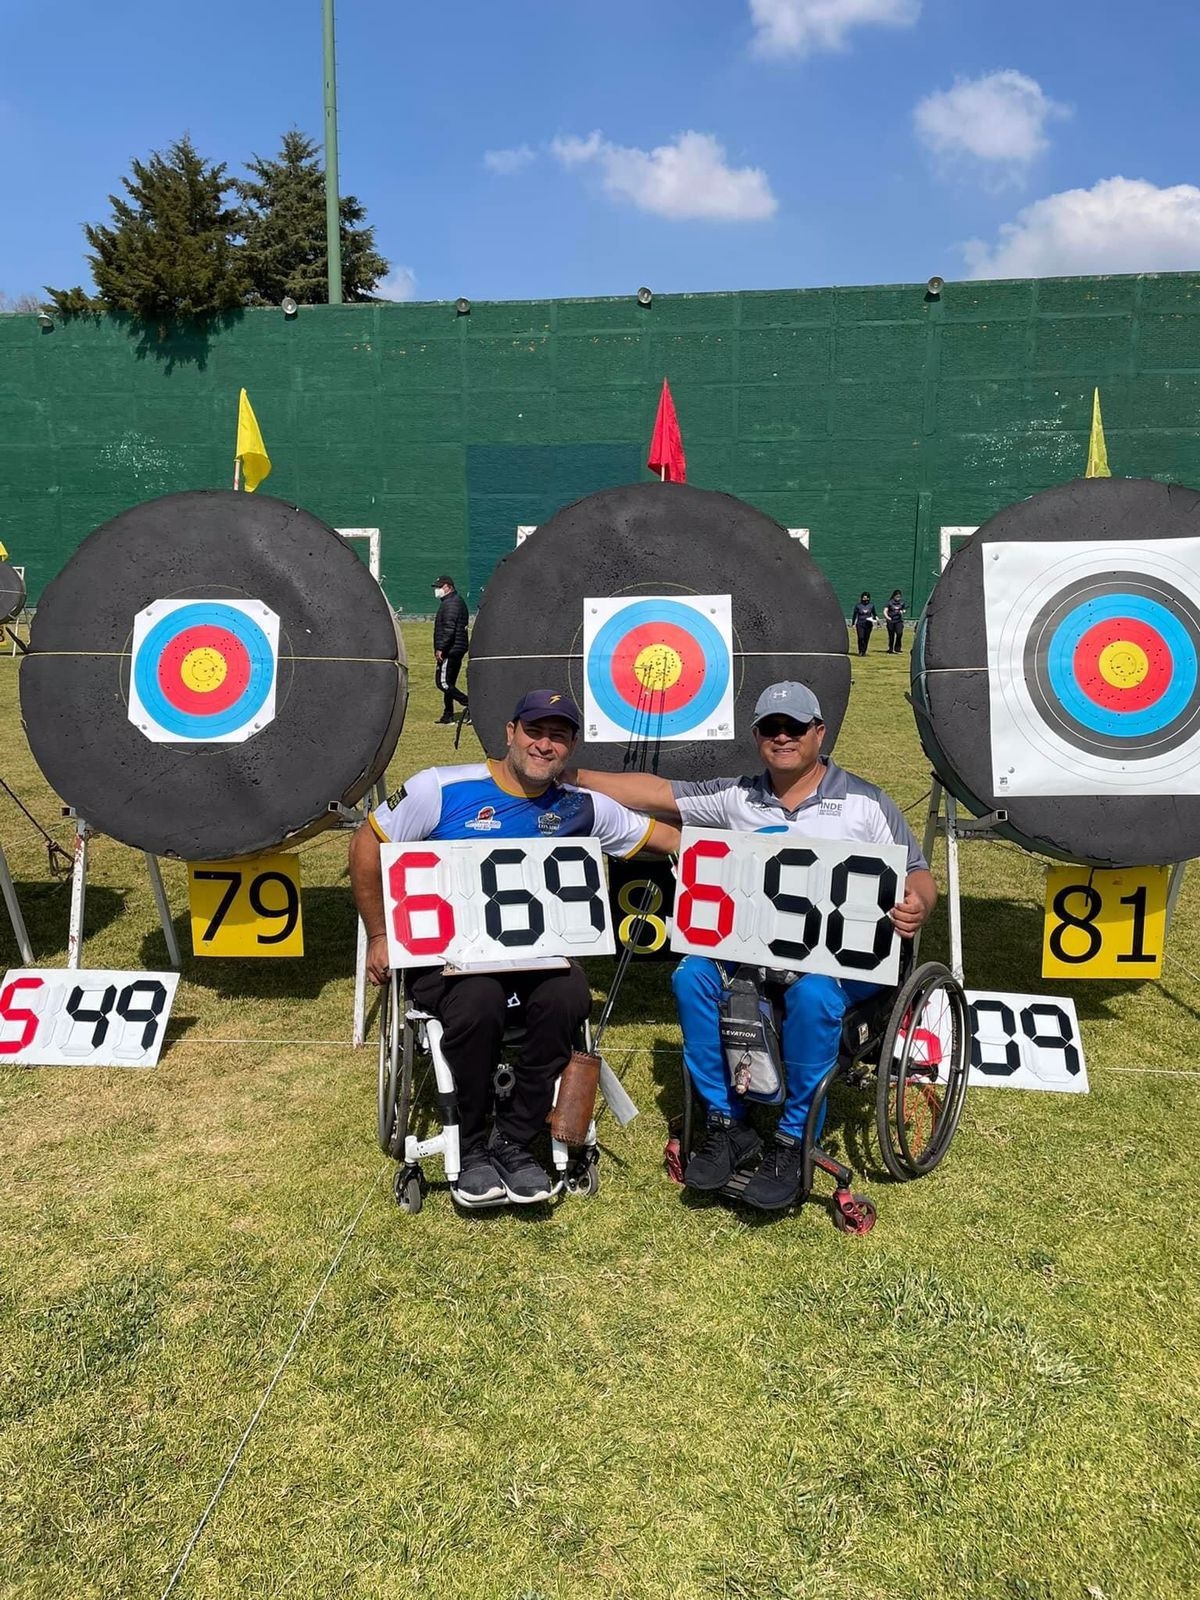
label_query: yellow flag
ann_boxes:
[0,540,7,559]
[235,388,272,492]
[1085,386,1111,479]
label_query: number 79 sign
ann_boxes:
[381,838,616,969]
[670,828,907,983]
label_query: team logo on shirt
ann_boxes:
[537,811,564,834]
[386,786,407,809]
[466,804,502,831]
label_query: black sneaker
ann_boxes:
[489,1133,554,1204]
[435,716,455,725]
[739,1132,806,1211]
[684,1114,763,1192]
[452,1148,506,1208]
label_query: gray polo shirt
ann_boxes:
[670,758,927,875]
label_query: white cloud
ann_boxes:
[748,0,920,59]
[484,145,536,176]
[550,129,777,222]
[375,266,418,302]
[963,177,1200,278]
[915,70,1069,180]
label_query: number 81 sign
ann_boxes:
[670,828,907,983]
[380,838,616,968]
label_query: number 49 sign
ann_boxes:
[670,828,907,984]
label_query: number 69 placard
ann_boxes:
[381,838,615,969]
[670,828,907,983]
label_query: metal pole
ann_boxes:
[322,0,344,305]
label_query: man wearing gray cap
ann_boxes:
[569,681,936,1211]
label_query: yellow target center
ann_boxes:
[634,643,683,690]
[1097,640,1149,689]
[180,646,228,693]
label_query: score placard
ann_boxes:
[381,838,615,969]
[188,853,304,957]
[0,968,179,1067]
[966,990,1088,1093]
[669,828,906,983]
[606,855,676,960]
[1042,864,1169,980]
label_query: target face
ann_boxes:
[128,599,280,744]
[986,540,1200,795]
[583,595,734,743]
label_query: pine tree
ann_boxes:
[46,137,247,320]
[237,130,389,304]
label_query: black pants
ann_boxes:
[407,963,591,1152]
[855,621,873,656]
[436,653,468,717]
[886,621,904,653]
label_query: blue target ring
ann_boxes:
[134,602,276,739]
[588,599,730,738]
[1045,593,1196,738]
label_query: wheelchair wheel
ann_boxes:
[394,1165,425,1214]
[377,972,401,1153]
[876,961,968,1181]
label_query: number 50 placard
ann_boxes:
[381,838,615,969]
[670,828,907,983]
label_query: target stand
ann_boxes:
[62,813,181,972]
[919,776,1009,983]
[0,843,33,965]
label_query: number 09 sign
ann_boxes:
[381,838,616,969]
[670,829,907,983]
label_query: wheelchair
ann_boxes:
[376,971,601,1213]
[668,948,969,1233]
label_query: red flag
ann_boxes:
[647,378,686,482]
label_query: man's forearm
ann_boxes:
[349,824,388,937]
[570,768,682,820]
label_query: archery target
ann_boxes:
[583,595,734,743]
[128,599,279,743]
[987,540,1200,795]
[0,561,25,625]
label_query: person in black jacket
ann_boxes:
[883,590,907,653]
[851,593,877,656]
[432,575,470,724]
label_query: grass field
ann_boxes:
[2,629,1200,1600]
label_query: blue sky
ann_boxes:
[4,0,1200,307]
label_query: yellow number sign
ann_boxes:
[187,853,304,957]
[1042,864,1170,979]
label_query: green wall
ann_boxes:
[5,272,1200,617]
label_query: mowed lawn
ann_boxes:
[2,626,1200,1600]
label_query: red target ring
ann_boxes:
[1072,616,1172,714]
[156,624,252,717]
[608,621,708,714]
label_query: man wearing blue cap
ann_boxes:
[570,681,936,1211]
[350,690,680,1209]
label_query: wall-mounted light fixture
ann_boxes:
[36,311,53,330]
[636,286,653,308]
[925,276,945,299]
[455,297,471,316]
[281,296,298,317]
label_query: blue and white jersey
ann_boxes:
[670,758,927,875]
[370,760,657,858]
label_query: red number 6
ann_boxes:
[387,852,455,955]
[675,838,735,947]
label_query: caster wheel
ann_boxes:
[567,1162,600,1198]
[394,1166,425,1214]
[833,1190,877,1235]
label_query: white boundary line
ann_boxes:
[158,1165,386,1600]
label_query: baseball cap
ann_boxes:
[751,682,823,727]
[433,575,454,588]
[511,689,582,731]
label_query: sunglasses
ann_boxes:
[755,717,814,739]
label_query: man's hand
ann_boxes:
[365,932,391,986]
[890,868,937,940]
[435,649,443,663]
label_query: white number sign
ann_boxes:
[381,838,615,969]
[966,990,1088,1093]
[669,829,906,983]
[0,968,180,1067]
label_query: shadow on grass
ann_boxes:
[0,880,126,966]
[138,886,357,1000]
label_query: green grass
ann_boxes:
[2,630,1200,1599]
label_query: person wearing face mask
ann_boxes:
[349,690,680,1209]
[568,682,936,1211]
[431,575,470,724]
[851,592,877,656]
